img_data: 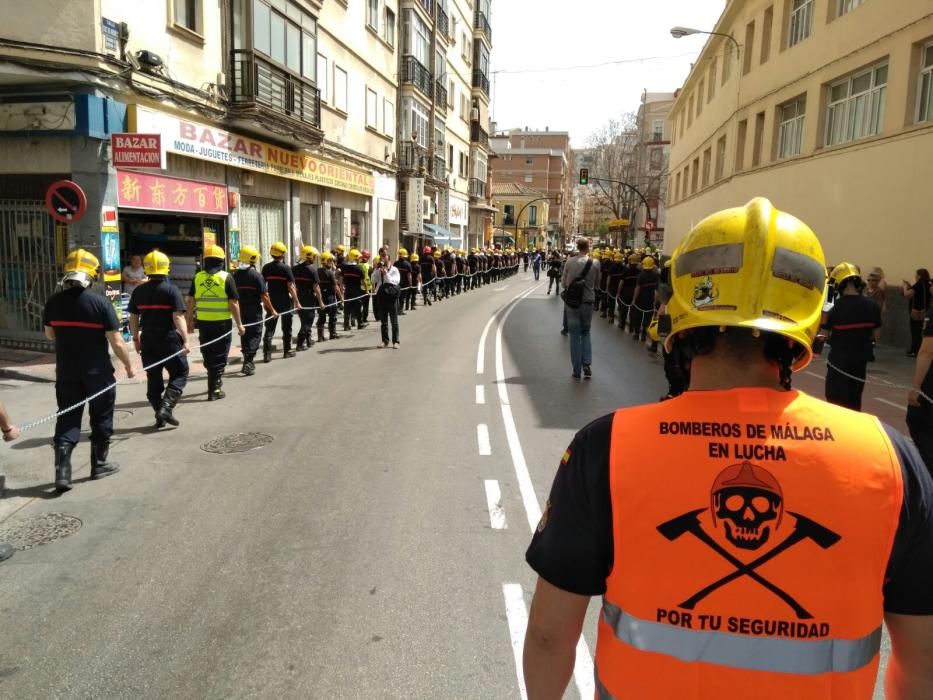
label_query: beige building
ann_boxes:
[490,182,549,249]
[632,91,676,248]
[666,0,933,326]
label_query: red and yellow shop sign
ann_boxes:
[116,170,229,215]
[129,104,375,197]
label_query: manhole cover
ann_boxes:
[113,409,134,422]
[200,432,273,454]
[0,513,82,551]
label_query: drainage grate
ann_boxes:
[200,432,274,454]
[0,513,82,550]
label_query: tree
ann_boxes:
[584,113,641,224]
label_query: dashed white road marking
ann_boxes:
[502,583,529,700]
[484,480,507,529]
[475,384,485,404]
[875,397,906,411]
[477,423,491,456]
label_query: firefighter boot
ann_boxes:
[296,331,309,351]
[90,442,120,480]
[262,337,273,363]
[242,354,256,376]
[54,443,75,492]
[214,372,226,400]
[317,327,326,343]
[156,386,182,427]
[284,335,296,358]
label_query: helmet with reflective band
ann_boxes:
[320,251,334,264]
[239,246,260,265]
[204,244,226,261]
[665,197,826,371]
[300,245,319,262]
[270,241,287,257]
[397,247,409,258]
[62,248,100,287]
[829,262,862,291]
[348,249,362,261]
[143,250,170,276]
[642,257,657,270]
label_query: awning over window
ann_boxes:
[424,223,463,248]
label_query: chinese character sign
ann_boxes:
[116,170,229,216]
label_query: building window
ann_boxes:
[367,0,379,30]
[652,120,664,141]
[918,42,933,123]
[743,21,755,74]
[697,80,705,116]
[317,54,328,102]
[826,63,887,146]
[688,95,695,127]
[448,79,455,108]
[384,98,394,137]
[366,88,378,129]
[708,58,717,102]
[752,111,765,167]
[448,144,454,170]
[736,118,748,171]
[503,204,515,226]
[777,96,806,158]
[252,0,317,80]
[384,7,395,45]
[525,158,533,166]
[838,0,864,16]
[401,97,429,147]
[691,158,699,193]
[722,44,732,84]
[788,0,813,48]
[403,9,429,65]
[761,6,773,64]
[333,65,348,112]
[528,205,537,226]
[715,135,727,180]
[674,172,681,202]
[172,0,201,34]
[702,147,712,188]
[649,147,662,170]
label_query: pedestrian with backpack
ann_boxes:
[560,239,600,379]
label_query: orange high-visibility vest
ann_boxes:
[596,388,902,699]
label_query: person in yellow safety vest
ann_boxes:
[360,249,373,324]
[185,245,245,401]
[523,198,933,699]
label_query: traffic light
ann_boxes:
[579,168,589,185]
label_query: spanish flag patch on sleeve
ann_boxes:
[561,449,572,465]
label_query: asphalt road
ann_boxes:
[0,272,900,698]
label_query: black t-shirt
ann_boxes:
[825,294,882,363]
[420,258,436,280]
[262,260,295,307]
[620,267,639,297]
[394,259,412,288]
[340,262,364,291]
[922,307,933,405]
[128,278,185,338]
[910,280,932,312]
[292,263,320,305]
[318,267,338,297]
[635,268,659,304]
[187,266,239,301]
[43,286,119,373]
[233,266,267,314]
[526,410,933,613]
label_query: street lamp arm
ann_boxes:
[670,26,741,60]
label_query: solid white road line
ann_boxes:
[477,423,492,456]
[493,284,596,699]
[484,479,508,529]
[476,384,486,405]
[876,397,907,411]
[502,583,529,700]
[804,371,824,380]
[477,312,498,375]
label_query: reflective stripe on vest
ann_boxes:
[601,598,881,675]
[194,270,231,321]
[595,388,902,698]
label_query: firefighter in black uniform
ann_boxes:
[433,249,446,301]
[187,245,245,401]
[340,248,367,330]
[420,246,436,306]
[262,241,301,361]
[293,245,324,350]
[317,251,344,340]
[821,262,882,411]
[395,248,413,314]
[630,256,659,341]
[128,250,189,428]
[233,245,276,376]
[616,253,641,331]
[604,252,625,324]
[43,248,135,492]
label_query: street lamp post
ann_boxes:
[670,26,741,59]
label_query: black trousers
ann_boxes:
[909,317,924,355]
[662,347,688,398]
[240,309,263,361]
[361,292,371,321]
[318,295,338,334]
[141,334,189,410]
[604,293,617,320]
[548,275,560,294]
[379,291,399,344]
[907,402,933,475]
[825,358,867,411]
[200,320,233,373]
[422,278,434,304]
[54,369,116,447]
[264,310,293,344]
[344,288,363,326]
[297,308,316,336]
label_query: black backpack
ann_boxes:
[561,259,593,309]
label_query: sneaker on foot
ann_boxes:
[583,364,592,379]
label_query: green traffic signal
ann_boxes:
[579,168,589,185]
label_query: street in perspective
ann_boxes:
[1,1,933,699]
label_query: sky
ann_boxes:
[489,0,728,147]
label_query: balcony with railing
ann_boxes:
[471,70,490,96]
[470,121,489,148]
[401,55,434,97]
[435,81,448,112]
[399,142,424,172]
[436,5,449,38]
[469,178,486,199]
[231,50,321,131]
[430,154,446,181]
[473,9,491,43]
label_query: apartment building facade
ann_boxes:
[666,0,933,309]
[395,0,493,252]
[490,128,573,247]
[490,182,549,250]
[632,91,675,248]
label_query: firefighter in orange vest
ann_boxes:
[523,198,933,700]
